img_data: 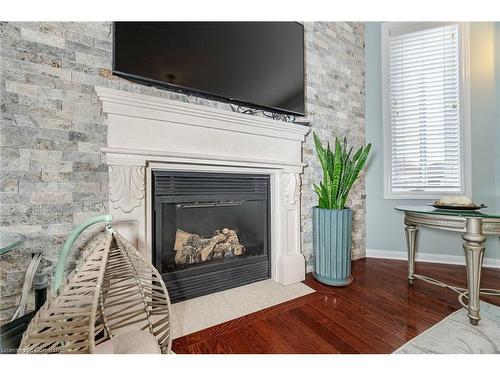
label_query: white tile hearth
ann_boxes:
[171,280,315,338]
[170,308,183,340]
[221,279,314,317]
[173,293,237,338]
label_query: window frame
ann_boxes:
[381,22,472,200]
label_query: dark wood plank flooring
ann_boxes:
[172,258,500,354]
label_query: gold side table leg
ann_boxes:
[462,217,486,326]
[405,223,418,285]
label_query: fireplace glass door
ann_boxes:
[152,171,270,302]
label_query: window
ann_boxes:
[382,23,471,199]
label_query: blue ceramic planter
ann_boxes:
[313,207,353,286]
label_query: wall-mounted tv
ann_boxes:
[113,22,305,116]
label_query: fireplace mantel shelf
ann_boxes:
[95,86,309,142]
[97,86,309,287]
[102,146,307,169]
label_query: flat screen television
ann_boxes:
[113,22,305,116]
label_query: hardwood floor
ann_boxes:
[172,258,500,354]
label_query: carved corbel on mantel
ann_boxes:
[282,173,301,207]
[109,165,146,213]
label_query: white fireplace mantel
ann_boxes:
[96,86,310,285]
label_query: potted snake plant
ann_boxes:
[312,132,371,286]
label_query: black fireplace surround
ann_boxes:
[152,171,271,303]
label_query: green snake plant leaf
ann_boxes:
[314,182,329,209]
[339,146,354,203]
[313,183,324,208]
[339,158,353,207]
[351,146,363,163]
[350,144,371,187]
[340,143,372,208]
[324,144,335,208]
[331,137,343,208]
[313,133,328,176]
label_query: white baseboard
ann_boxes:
[366,248,500,269]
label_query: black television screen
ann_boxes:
[113,22,305,116]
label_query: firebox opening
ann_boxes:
[152,171,271,303]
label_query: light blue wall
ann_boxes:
[496,23,500,217]
[365,22,500,260]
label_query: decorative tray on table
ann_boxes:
[431,196,486,211]
[431,204,486,211]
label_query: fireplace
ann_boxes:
[152,171,270,302]
[97,87,308,297]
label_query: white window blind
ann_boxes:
[388,24,464,195]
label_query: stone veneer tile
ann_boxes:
[0,21,365,323]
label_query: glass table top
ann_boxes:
[395,206,500,219]
[0,231,26,255]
